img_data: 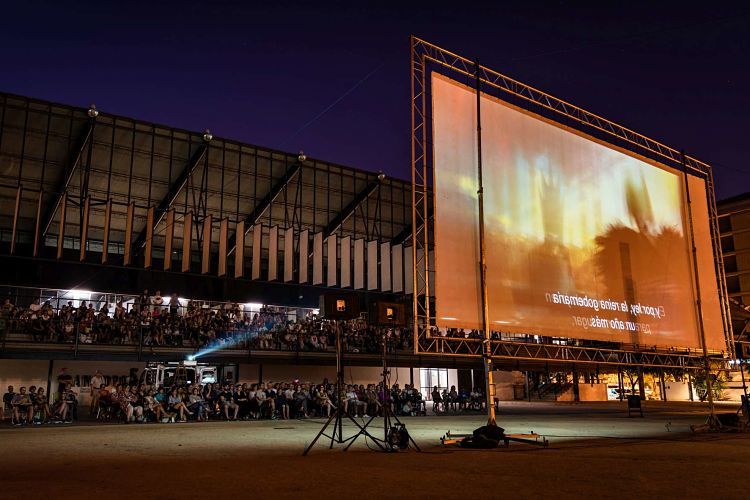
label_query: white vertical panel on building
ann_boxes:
[326,235,337,287]
[234,220,245,279]
[252,223,262,280]
[380,241,391,291]
[313,232,324,285]
[392,243,403,293]
[299,229,309,284]
[354,238,365,290]
[340,236,351,288]
[404,245,414,294]
[284,227,294,282]
[367,240,378,291]
[268,226,278,281]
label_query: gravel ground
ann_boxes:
[1,401,748,499]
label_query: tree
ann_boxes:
[692,370,726,402]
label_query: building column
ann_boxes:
[637,367,646,400]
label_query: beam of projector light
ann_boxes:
[188,327,263,360]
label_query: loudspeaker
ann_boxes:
[371,301,406,326]
[319,293,359,320]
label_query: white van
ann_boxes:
[139,360,217,388]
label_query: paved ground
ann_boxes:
[1,401,748,499]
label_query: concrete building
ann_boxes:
[718,191,750,307]
[718,192,750,352]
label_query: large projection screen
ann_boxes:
[431,73,725,352]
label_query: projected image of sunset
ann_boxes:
[431,73,724,350]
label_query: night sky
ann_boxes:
[2,1,748,199]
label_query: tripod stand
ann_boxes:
[344,330,421,452]
[303,322,385,455]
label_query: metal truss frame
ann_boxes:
[418,336,715,370]
[132,142,208,253]
[323,175,383,239]
[410,36,733,369]
[41,117,96,236]
[226,161,302,256]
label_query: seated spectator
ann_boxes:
[234,384,251,419]
[356,385,370,417]
[34,387,51,423]
[447,385,459,411]
[144,389,166,422]
[52,384,78,423]
[470,387,485,410]
[314,384,333,417]
[293,384,310,418]
[167,387,192,422]
[366,384,381,417]
[431,386,443,413]
[12,386,34,425]
[276,383,290,420]
[401,399,414,416]
[218,385,238,420]
[344,385,366,417]
[254,383,273,417]
[187,387,205,421]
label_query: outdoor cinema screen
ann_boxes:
[431,73,726,352]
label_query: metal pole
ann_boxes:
[474,60,496,426]
[382,332,390,442]
[680,152,715,422]
[138,326,143,362]
[74,321,79,358]
[336,321,343,441]
[525,371,531,402]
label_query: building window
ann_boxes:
[718,215,732,233]
[721,236,735,253]
[726,275,740,294]
[725,255,738,274]
[420,368,448,400]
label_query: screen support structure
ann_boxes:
[474,60,496,426]
[410,35,734,370]
[303,322,384,455]
[681,152,717,425]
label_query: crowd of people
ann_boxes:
[2,370,436,426]
[2,370,489,427]
[0,290,413,354]
[91,379,429,424]
[2,368,78,426]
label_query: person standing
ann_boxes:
[138,289,150,314]
[57,367,73,398]
[2,386,15,421]
[89,370,106,415]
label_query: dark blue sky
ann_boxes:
[2,1,748,199]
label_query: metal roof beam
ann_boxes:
[227,162,302,256]
[392,224,414,245]
[133,142,208,252]
[323,176,382,239]
[41,116,96,236]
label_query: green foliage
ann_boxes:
[692,371,726,402]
